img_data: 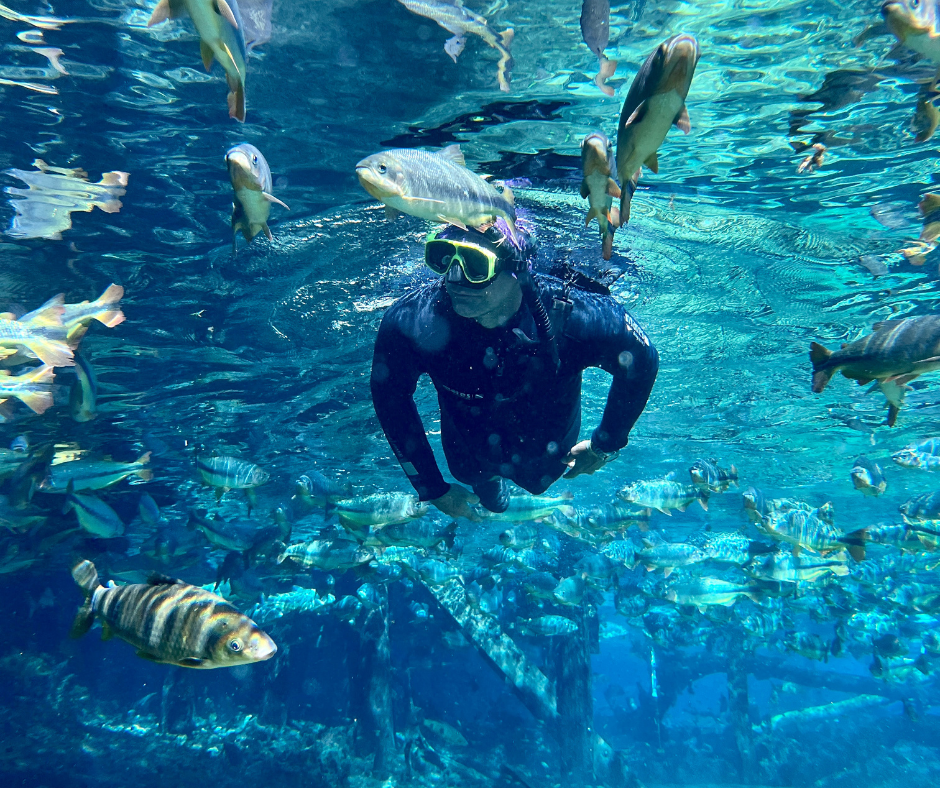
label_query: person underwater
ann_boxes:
[370,220,659,518]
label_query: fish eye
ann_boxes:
[252,155,258,164]
[378,163,388,174]
[229,639,242,652]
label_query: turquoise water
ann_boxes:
[1,0,940,786]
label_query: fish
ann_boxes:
[42,452,152,492]
[0,364,54,415]
[746,547,849,584]
[476,491,575,523]
[689,459,738,493]
[899,193,940,265]
[277,540,374,572]
[796,143,826,174]
[519,614,578,637]
[70,559,276,667]
[580,0,617,96]
[188,509,277,552]
[900,490,940,523]
[370,518,456,550]
[635,534,708,576]
[421,718,468,747]
[395,0,514,91]
[0,296,73,368]
[617,475,709,515]
[810,316,940,425]
[757,503,848,555]
[580,132,621,260]
[616,34,700,225]
[355,146,519,243]
[64,488,124,538]
[197,454,268,492]
[226,143,289,250]
[882,0,940,64]
[293,470,353,510]
[328,492,429,529]
[58,284,125,333]
[892,437,940,470]
[850,456,887,496]
[148,0,248,122]
[687,530,760,566]
[665,577,759,612]
[784,631,833,662]
[554,574,587,605]
[913,84,940,142]
[843,523,924,561]
[69,351,97,422]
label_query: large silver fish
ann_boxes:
[226,143,289,249]
[580,132,621,260]
[355,145,519,242]
[580,0,617,96]
[882,0,940,63]
[71,559,276,668]
[149,0,248,122]
[396,0,514,91]
[616,34,700,224]
[810,315,940,425]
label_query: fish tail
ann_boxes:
[602,227,613,261]
[136,451,154,482]
[228,76,246,123]
[147,0,176,26]
[91,284,125,328]
[619,171,640,225]
[595,57,617,97]
[71,559,101,638]
[809,342,835,392]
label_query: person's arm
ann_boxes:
[370,310,451,502]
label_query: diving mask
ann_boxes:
[425,228,503,286]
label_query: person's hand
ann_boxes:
[430,484,483,521]
[563,439,616,479]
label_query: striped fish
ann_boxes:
[71,559,276,668]
[197,454,269,490]
[42,452,152,492]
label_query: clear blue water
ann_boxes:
[2,0,940,786]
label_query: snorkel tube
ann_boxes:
[492,218,561,374]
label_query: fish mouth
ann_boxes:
[661,34,700,91]
[355,165,400,200]
[226,150,258,189]
[581,135,611,174]
[882,1,928,37]
[251,633,277,661]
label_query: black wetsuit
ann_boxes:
[370,275,659,502]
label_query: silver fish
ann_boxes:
[226,143,289,250]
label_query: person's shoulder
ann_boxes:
[380,281,448,336]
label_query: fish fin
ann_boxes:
[663,566,673,578]
[137,451,152,465]
[585,206,601,226]
[832,564,850,576]
[502,184,515,207]
[437,144,465,166]
[602,231,613,260]
[72,559,100,595]
[227,77,246,123]
[674,106,691,134]
[644,152,659,174]
[885,404,900,427]
[147,573,182,586]
[17,388,53,415]
[263,224,273,241]
[148,0,175,26]
[90,284,125,327]
[200,40,214,71]
[70,600,94,639]
[136,469,154,482]
[215,0,238,28]
[871,319,904,331]
[609,205,621,228]
[676,503,687,512]
[809,342,834,392]
[885,373,921,385]
[847,543,866,562]
[136,650,165,663]
[624,100,647,127]
[385,206,402,220]
[580,181,590,199]
[100,621,115,641]
[178,657,206,667]
[19,294,65,327]
[263,192,290,210]
[659,508,672,516]
[698,497,708,511]
[854,376,874,385]
[607,178,621,199]
[443,217,469,231]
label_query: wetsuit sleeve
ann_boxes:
[571,297,659,453]
[371,309,451,502]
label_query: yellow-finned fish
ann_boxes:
[355,145,519,243]
[580,132,621,260]
[900,193,940,265]
[0,364,54,415]
[226,143,289,250]
[580,0,617,97]
[616,34,700,225]
[395,0,514,92]
[148,0,248,122]
[71,559,276,668]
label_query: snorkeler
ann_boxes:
[370,220,659,518]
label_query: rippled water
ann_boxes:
[3,0,940,786]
